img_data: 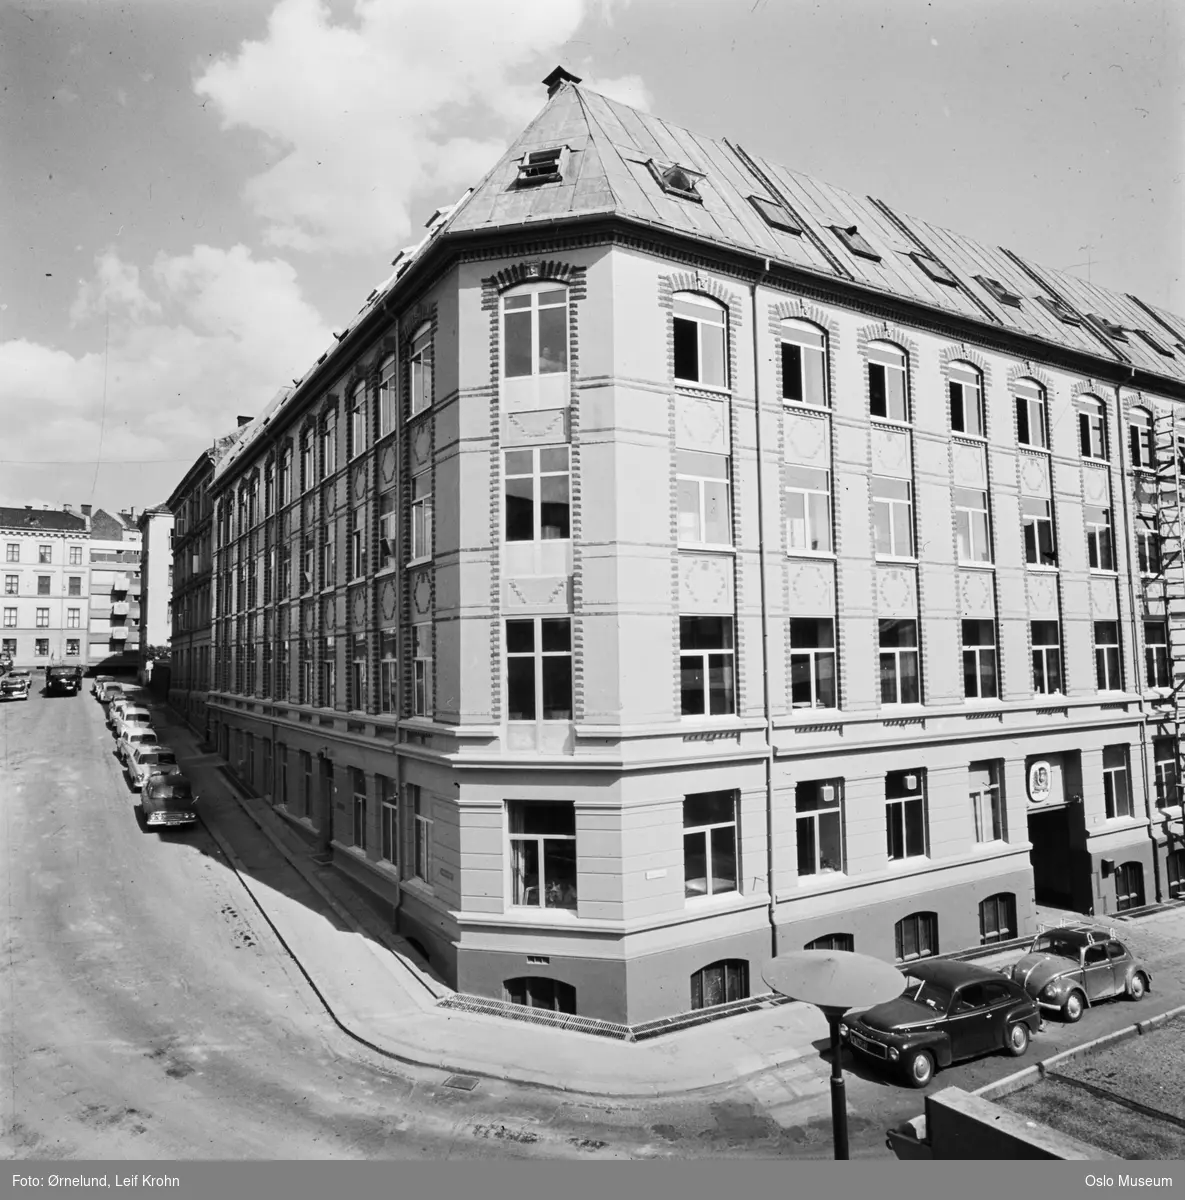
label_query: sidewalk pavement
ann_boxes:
[141,699,1153,1100]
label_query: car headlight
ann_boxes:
[1041,983,1058,999]
[839,1023,849,1039]
[889,1047,900,1062]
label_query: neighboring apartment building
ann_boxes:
[200,71,1185,1025]
[88,508,142,672]
[136,505,175,675]
[0,505,90,667]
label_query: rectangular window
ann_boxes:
[1022,497,1057,566]
[411,784,431,883]
[5,545,17,563]
[38,545,51,564]
[409,326,432,416]
[379,775,397,865]
[411,471,432,561]
[789,617,836,709]
[2,608,15,628]
[955,487,992,563]
[1137,517,1162,575]
[69,546,82,566]
[780,324,827,406]
[1078,402,1108,460]
[351,634,366,710]
[970,761,1006,842]
[320,534,335,589]
[679,616,735,716]
[683,791,738,898]
[1094,621,1123,691]
[379,491,397,568]
[37,576,50,595]
[349,384,365,459]
[505,617,572,721]
[319,415,335,480]
[868,344,908,421]
[300,750,312,819]
[886,770,927,860]
[962,619,998,699]
[349,525,364,580]
[322,637,335,708]
[1015,384,1049,449]
[351,769,367,851]
[505,446,571,542]
[796,780,843,875]
[281,447,293,506]
[3,575,15,595]
[1145,621,1171,688]
[301,433,313,492]
[35,608,49,628]
[503,287,568,378]
[378,355,396,434]
[1,638,15,655]
[67,608,80,629]
[1154,737,1179,809]
[412,623,433,716]
[1103,746,1132,819]
[785,465,832,553]
[299,639,311,705]
[672,295,727,388]
[380,629,397,714]
[509,801,577,909]
[879,619,920,705]
[948,365,984,437]
[872,477,914,557]
[677,451,732,545]
[35,638,48,657]
[1032,620,1063,694]
[1085,505,1114,570]
[1130,413,1155,470]
[66,639,79,656]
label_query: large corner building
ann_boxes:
[198,70,1185,1025]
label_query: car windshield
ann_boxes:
[143,752,176,769]
[1032,934,1082,959]
[151,775,193,801]
[899,977,953,1013]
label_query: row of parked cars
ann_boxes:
[841,926,1153,1087]
[93,676,199,829]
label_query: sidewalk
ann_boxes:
[144,698,1183,1100]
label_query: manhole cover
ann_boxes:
[443,1074,480,1091]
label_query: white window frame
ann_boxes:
[379,775,398,865]
[38,545,51,564]
[1032,620,1064,695]
[410,471,432,563]
[5,544,17,563]
[785,465,833,554]
[349,382,366,459]
[961,618,998,700]
[954,487,992,563]
[412,623,433,717]
[502,282,569,379]
[351,769,367,851]
[34,638,48,657]
[507,800,578,910]
[886,770,928,861]
[969,760,1006,843]
[1145,620,1170,689]
[66,638,79,657]
[3,575,15,595]
[504,446,571,543]
[1022,497,1058,566]
[780,319,827,407]
[679,616,736,717]
[677,450,732,547]
[867,341,908,423]
[1015,380,1049,450]
[35,607,49,628]
[68,546,82,566]
[879,618,920,705]
[67,608,80,629]
[379,628,397,714]
[789,617,837,709]
[319,414,335,480]
[505,616,573,722]
[873,477,915,558]
[1103,746,1133,820]
[378,354,396,434]
[1085,504,1115,571]
[349,524,364,580]
[683,790,738,899]
[2,608,15,628]
[378,491,397,570]
[1154,737,1179,810]
[672,292,728,390]
[1129,408,1155,470]
[409,323,432,416]
[948,362,984,438]
[795,780,844,876]
[350,633,366,711]
[411,784,432,885]
[1136,517,1161,575]
[1077,397,1108,460]
[1094,621,1123,691]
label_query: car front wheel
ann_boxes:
[904,1050,935,1088]
[1005,1022,1030,1057]
[1062,990,1085,1023]
[1128,973,1148,1001]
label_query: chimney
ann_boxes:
[237,414,253,427]
[63,503,72,512]
[542,65,581,98]
[81,504,92,517]
[25,505,32,510]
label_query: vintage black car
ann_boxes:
[0,668,32,701]
[841,959,1040,1088]
[1004,925,1152,1022]
[139,768,198,829]
[45,665,82,696]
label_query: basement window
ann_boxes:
[909,252,958,286]
[1034,295,1082,325]
[973,275,1023,308]
[830,225,881,262]
[516,148,564,186]
[648,160,705,203]
[748,195,801,235]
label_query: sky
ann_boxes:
[0,0,1181,516]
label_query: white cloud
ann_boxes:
[194,0,650,254]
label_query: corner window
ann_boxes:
[677,451,731,545]
[868,342,908,421]
[886,770,927,861]
[672,293,727,388]
[506,617,572,721]
[955,487,992,563]
[948,362,984,437]
[894,912,938,962]
[411,783,432,883]
[505,446,571,542]
[503,283,568,378]
[1103,746,1132,819]
[508,801,576,909]
[879,619,920,704]
[1014,380,1049,449]
[1022,497,1057,566]
[785,466,832,553]
[683,791,737,898]
[1145,621,1170,688]
[790,617,836,709]
[1077,397,1108,460]
[1085,505,1114,570]
[969,761,1006,843]
[1129,408,1155,470]
[1031,620,1063,694]
[780,321,827,406]
[962,619,998,700]
[979,894,1016,944]
[872,477,914,557]
[796,780,843,875]
[409,324,433,416]
[1094,621,1123,691]
[679,616,735,716]
[690,960,749,1010]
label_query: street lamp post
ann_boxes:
[763,950,904,1160]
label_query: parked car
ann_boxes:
[91,674,115,696]
[0,650,12,675]
[108,696,148,729]
[45,664,83,696]
[841,959,1040,1088]
[113,704,152,738]
[0,668,33,701]
[125,745,178,791]
[96,680,124,705]
[1003,926,1151,1022]
[139,768,198,828]
[117,725,159,765]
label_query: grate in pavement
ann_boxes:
[443,1074,480,1091]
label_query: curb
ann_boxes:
[975,1003,1185,1101]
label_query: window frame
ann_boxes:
[410,783,432,885]
[954,486,992,564]
[1085,504,1115,571]
[683,790,739,900]
[690,959,749,1010]
[1014,380,1049,450]
[796,779,844,876]
[351,768,367,852]
[895,911,938,962]
[867,342,909,423]
[507,800,577,911]
[676,450,732,547]
[979,894,1017,945]
[1022,497,1058,567]
[378,354,397,435]
[1031,620,1064,695]
[886,769,928,862]
[410,470,432,563]
[872,476,915,559]
[1145,620,1171,689]
[412,622,433,717]
[348,381,366,459]
[379,775,398,866]
[948,362,985,438]
[679,615,736,718]
[961,618,999,700]
[1136,517,1162,576]
[785,464,833,555]
[1094,621,1123,692]
[879,618,921,706]
[504,446,571,543]
[1077,397,1108,461]
[505,616,573,723]
[1154,737,1179,810]
[409,323,433,417]
[501,282,569,380]
[780,319,827,407]
[672,292,729,390]
[1103,745,1133,820]
[969,760,1006,843]
[789,617,837,709]
[1129,408,1155,471]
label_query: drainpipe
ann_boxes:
[1116,371,1163,902]
[750,260,778,956]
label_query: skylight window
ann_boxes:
[648,160,705,203]
[748,195,801,235]
[516,148,564,186]
[973,275,1023,307]
[1087,313,1128,342]
[909,252,958,287]
[830,225,881,262]
[1133,329,1175,357]
[1034,295,1082,325]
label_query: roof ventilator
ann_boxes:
[648,159,705,203]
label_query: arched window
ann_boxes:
[867,341,908,422]
[948,361,984,437]
[894,911,938,962]
[1014,378,1048,449]
[504,976,576,1014]
[780,319,827,407]
[1076,395,1108,461]
[1129,407,1155,470]
[409,322,433,415]
[690,959,749,1009]
[502,283,568,379]
[672,292,728,388]
[378,354,396,434]
[805,933,854,952]
[348,380,366,459]
[978,893,1016,944]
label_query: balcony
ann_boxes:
[109,628,129,641]
[110,601,129,617]
[110,575,129,594]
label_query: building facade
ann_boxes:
[0,505,90,668]
[136,505,175,680]
[87,508,142,672]
[201,73,1185,1024]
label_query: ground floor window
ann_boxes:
[979,893,1016,944]
[35,639,48,656]
[683,790,738,898]
[352,768,367,851]
[1114,861,1145,912]
[504,976,576,1014]
[796,779,843,875]
[508,800,576,909]
[805,933,854,952]
[895,912,938,962]
[379,775,397,866]
[1168,850,1185,900]
[66,639,79,656]
[690,959,749,1010]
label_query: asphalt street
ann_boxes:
[4,681,1185,1159]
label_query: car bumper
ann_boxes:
[145,812,196,826]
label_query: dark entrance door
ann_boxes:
[319,757,335,851]
[1028,806,1076,908]
[1114,861,1145,912]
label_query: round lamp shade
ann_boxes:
[762,951,904,1015]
